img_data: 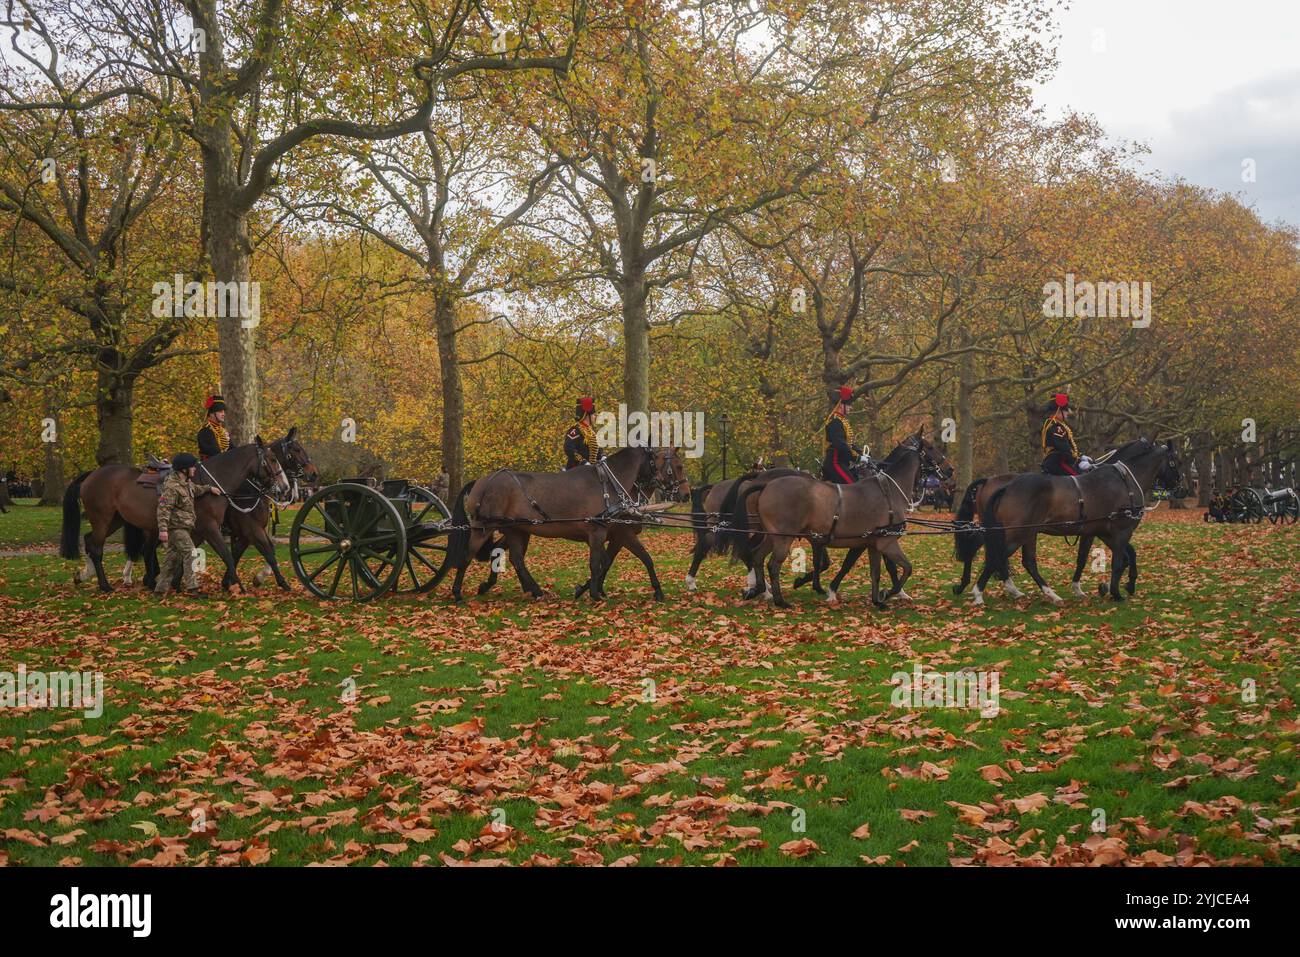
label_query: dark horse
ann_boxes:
[686,468,838,595]
[952,471,1137,603]
[727,431,946,608]
[210,428,318,591]
[60,437,291,593]
[979,438,1182,605]
[433,446,690,602]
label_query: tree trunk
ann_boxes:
[621,276,650,415]
[94,373,134,466]
[41,408,64,506]
[434,293,465,496]
[955,341,975,489]
[1194,445,1213,506]
[203,132,260,444]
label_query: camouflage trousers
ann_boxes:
[155,529,199,593]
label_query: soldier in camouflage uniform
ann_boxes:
[155,453,222,595]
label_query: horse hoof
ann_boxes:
[1125,583,1136,596]
[773,599,791,609]
[1110,592,1125,602]
[653,591,665,602]
[952,583,965,595]
[811,585,826,596]
[99,585,114,594]
[872,600,887,611]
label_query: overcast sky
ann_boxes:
[1032,0,1300,229]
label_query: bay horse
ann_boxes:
[60,437,291,593]
[979,438,1181,604]
[728,431,944,608]
[953,473,1137,603]
[686,468,835,595]
[436,446,690,602]
[218,428,318,590]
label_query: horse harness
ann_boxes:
[1066,462,1145,526]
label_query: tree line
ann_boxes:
[2,0,1297,505]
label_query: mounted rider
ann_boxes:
[821,385,863,484]
[1040,393,1093,475]
[197,394,231,461]
[564,396,603,469]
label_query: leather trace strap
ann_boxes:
[823,483,843,542]
[1069,474,1086,524]
[499,468,550,521]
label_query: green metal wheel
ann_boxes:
[290,483,407,601]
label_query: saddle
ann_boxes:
[135,455,173,493]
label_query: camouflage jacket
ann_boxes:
[157,471,215,531]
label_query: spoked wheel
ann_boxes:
[391,485,453,594]
[1270,493,1299,525]
[290,483,407,600]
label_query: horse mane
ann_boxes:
[878,438,918,469]
[1112,438,1157,462]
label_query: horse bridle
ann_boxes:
[637,447,688,501]
[201,443,289,514]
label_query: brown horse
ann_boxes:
[685,468,836,594]
[729,431,943,608]
[218,429,319,590]
[980,438,1182,604]
[436,446,690,602]
[953,472,1136,603]
[60,437,291,593]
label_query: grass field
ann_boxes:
[1,502,1297,866]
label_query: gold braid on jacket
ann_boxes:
[1040,417,1078,459]
[209,418,231,453]
[821,411,852,455]
[578,418,600,460]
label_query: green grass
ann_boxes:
[1,503,1297,866]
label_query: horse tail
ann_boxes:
[690,483,713,550]
[727,484,768,564]
[712,478,751,556]
[60,471,91,559]
[443,479,476,570]
[984,486,1011,579]
[953,478,988,563]
[123,523,146,561]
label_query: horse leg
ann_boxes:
[883,540,913,600]
[1019,536,1062,605]
[828,547,865,605]
[86,513,123,593]
[971,557,998,606]
[451,530,489,601]
[248,523,290,590]
[953,554,973,596]
[793,544,829,593]
[868,546,886,610]
[745,537,772,601]
[476,536,510,596]
[576,540,620,599]
[685,531,710,592]
[198,520,241,592]
[1069,535,1094,598]
[1125,542,1137,595]
[505,531,544,599]
[620,536,665,601]
[766,537,792,608]
[585,528,609,602]
[1106,534,1131,601]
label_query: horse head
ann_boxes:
[639,446,691,503]
[272,426,319,488]
[254,435,292,497]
